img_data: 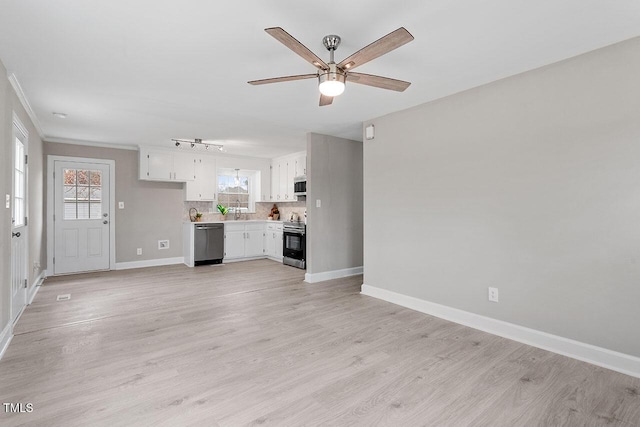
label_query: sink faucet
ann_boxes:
[235,199,241,220]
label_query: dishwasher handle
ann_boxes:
[195,224,223,230]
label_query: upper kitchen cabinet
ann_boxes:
[293,153,306,177]
[185,156,217,201]
[139,147,195,182]
[271,151,306,202]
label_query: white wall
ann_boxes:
[363,37,640,358]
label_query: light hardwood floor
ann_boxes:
[1,259,639,426]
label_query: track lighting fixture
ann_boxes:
[172,138,224,152]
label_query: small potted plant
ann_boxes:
[195,212,203,222]
[217,204,228,220]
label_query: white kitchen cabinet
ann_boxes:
[224,222,265,260]
[271,151,306,202]
[139,147,195,182]
[264,223,284,260]
[185,156,217,201]
[281,159,291,200]
[293,153,306,177]
[245,229,264,257]
[224,229,245,259]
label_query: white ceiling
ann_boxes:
[1,0,640,158]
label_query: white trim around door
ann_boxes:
[47,156,116,275]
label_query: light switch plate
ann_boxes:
[5,194,10,209]
[316,199,321,208]
[118,201,125,209]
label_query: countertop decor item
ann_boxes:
[269,204,280,220]
[195,212,203,222]
[189,207,199,222]
[217,204,228,220]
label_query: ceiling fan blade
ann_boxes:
[337,27,414,71]
[265,27,329,71]
[248,74,318,85]
[319,94,333,106]
[346,72,411,92]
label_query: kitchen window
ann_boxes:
[217,169,258,213]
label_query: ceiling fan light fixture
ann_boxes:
[318,63,346,97]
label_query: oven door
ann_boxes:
[283,230,306,261]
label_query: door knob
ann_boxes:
[103,220,108,225]
[12,231,21,238]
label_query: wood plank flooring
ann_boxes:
[1,259,639,426]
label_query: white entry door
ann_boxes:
[54,160,111,274]
[11,118,28,322]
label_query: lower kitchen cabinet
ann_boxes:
[184,221,285,266]
[264,223,283,261]
[224,222,266,260]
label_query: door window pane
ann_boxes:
[63,169,102,220]
[13,137,25,227]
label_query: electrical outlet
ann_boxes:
[158,240,170,250]
[488,287,499,303]
[5,194,10,209]
[56,294,71,302]
[118,201,125,209]
[316,199,321,208]
[137,248,142,255]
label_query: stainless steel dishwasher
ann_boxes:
[194,223,224,265]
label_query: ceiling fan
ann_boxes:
[248,27,414,106]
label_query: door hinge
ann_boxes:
[24,279,28,288]
[53,257,55,264]
[53,171,55,179]
[147,172,149,176]
[24,217,28,226]
[147,154,149,159]
[24,154,28,165]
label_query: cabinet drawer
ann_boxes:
[224,223,245,232]
[245,223,264,231]
[275,223,284,231]
[266,223,277,231]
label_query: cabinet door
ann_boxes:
[173,152,196,182]
[199,157,217,200]
[147,150,174,180]
[265,231,275,257]
[280,160,289,200]
[286,159,296,200]
[270,164,279,201]
[274,231,283,260]
[224,231,245,259]
[245,230,264,257]
[295,154,307,177]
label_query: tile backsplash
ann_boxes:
[183,201,306,222]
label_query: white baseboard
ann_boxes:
[361,284,640,379]
[0,322,13,361]
[28,270,46,304]
[305,266,363,284]
[115,257,185,270]
[223,256,269,264]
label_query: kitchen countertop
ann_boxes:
[185,220,284,225]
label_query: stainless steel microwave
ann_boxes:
[294,175,306,196]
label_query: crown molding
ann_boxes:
[45,137,138,151]
[7,73,45,139]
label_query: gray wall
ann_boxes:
[306,132,363,275]
[363,37,640,357]
[1,60,46,335]
[44,143,185,263]
[0,60,10,333]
